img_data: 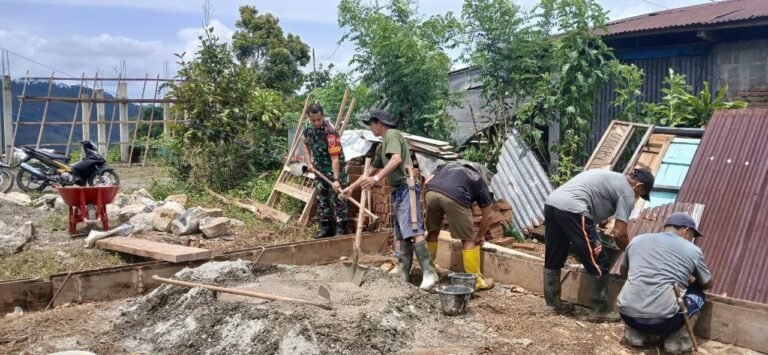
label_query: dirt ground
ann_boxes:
[0,259,758,355]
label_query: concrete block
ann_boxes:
[749,63,767,79]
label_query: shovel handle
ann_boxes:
[406,165,418,231]
[673,283,699,352]
[312,169,377,220]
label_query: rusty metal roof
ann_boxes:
[490,130,552,234]
[677,108,768,304]
[604,0,768,37]
[609,202,705,275]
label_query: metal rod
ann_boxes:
[142,74,161,167]
[34,72,55,148]
[19,97,175,103]
[151,275,331,310]
[64,74,86,155]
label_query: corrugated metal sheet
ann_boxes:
[591,54,714,152]
[609,202,705,275]
[677,108,768,304]
[447,67,498,145]
[490,130,552,233]
[604,0,768,37]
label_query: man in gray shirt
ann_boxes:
[618,212,711,353]
[543,168,654,321]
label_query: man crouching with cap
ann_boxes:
[617,212,712,353]
[341,109,439,291]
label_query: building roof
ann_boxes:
[677,108,768,304]
[604,0,768,37]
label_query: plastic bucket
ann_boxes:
[437,285,472,316]
[449,272,477,292]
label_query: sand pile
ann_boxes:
[112,260,472,354]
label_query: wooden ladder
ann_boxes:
[266,90,356,226]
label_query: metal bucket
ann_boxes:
[448,272,477,292]
[437,285,472,316]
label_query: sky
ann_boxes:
[0,0,714,91]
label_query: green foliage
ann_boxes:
[305,63,335,91]
[309,70,376,126]
[106,145,121,164]
[338,0,461,140]
[233,6,311,95]
[167,26,288,191]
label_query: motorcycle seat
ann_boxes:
[38,150,71,163]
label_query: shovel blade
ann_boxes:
[318,285,331,302]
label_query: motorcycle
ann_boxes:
[16,140,120,192]
[0,161,13,193]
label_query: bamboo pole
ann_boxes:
[152,275,331,310]
[34,72,55,148]
[338,98,356,136]
[64,74,86,155]
[142,75,161,166]
[334,89,350,128]
[10,70,29,157]
[128,75,149,165]
[104,76,121,153]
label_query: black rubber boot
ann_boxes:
[544,268,574,314]
[314,221,335,239]
[398,240,414,282]
[335,220,348,236]
[589,274,621,321]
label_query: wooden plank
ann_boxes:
[96,237,212,262]
[586,121,633,170]
[275,182,313,202]
[0,278,53,314]
[623,124,654,174]
[435,234,768,354]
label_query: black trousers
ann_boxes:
[544,205,609,276]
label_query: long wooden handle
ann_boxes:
[406,165,418,231]
[355,158,372,252]
[312,169,377,220]
[673,284,699,352]
[152,275,331,310]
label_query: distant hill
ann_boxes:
[1,80,141,151]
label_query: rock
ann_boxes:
[16,222,35,240]
[509,338,533,347]
[170,207,224,236]
[106,204,120,223]
[200,217,233,238]
[128,212,156,234]
[54,197,68,211]
[128,195,157,212]
[119,204,150,223]
[0,223,34,255]
[33,193,59,208]
[229,219,245,228]
[112,193,130,208]
[0,220,7,233]
[132,188,154,200]
[164,194,188,207]
[153,202,186,232]
[0,192,32,206]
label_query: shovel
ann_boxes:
[289,162,381,232]
[347,157,371,286]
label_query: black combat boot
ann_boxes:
[314,221,335,239]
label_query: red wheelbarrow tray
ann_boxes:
[55,185,121,235]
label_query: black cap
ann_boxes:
[664,212,704,238]
[631,168,655,201]
[362,109,396,127]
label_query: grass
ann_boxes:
[40,211,69,232]
[0,249,126,280]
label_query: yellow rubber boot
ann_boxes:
[427,241,438,261]
[463,246,494,290]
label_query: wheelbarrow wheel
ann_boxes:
[16,165,48,192]
[0,168,13,193]
[89,170,120,187]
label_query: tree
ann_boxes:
[309,70,376,124]
[233,6,311,95]
[338,0,462,140]
[168,27,287,190]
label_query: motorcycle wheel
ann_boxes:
[16,165,49,192]
[89,170,120,186]
[0,168,13,193]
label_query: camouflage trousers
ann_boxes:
[315,175,349,223]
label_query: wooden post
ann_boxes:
[163,100,170,136]
[65,75,86,155]
[95,89,107,155]
[81,94,91,141]
[117,82,129,162]
[141,75,161,167]
[10,72,29,156]
[128,74,149,166]
[2,75,12,163]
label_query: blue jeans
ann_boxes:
[391,184,425,240]
[621,285,706,336]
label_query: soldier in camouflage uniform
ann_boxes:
[303,104,348,238]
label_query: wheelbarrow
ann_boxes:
[56,186,120,235]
